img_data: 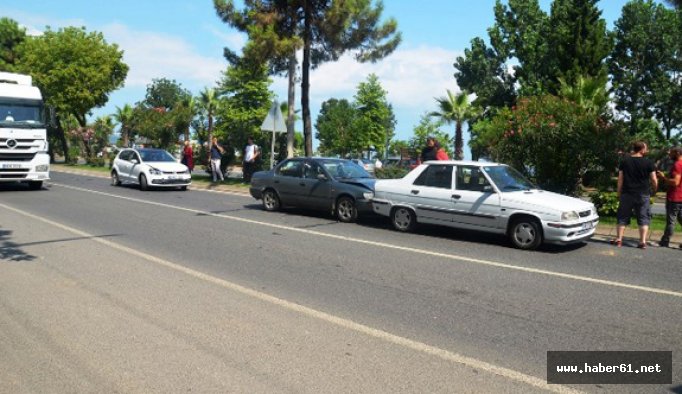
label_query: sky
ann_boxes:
[3,0,633,158]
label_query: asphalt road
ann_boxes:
[0,172,680,393]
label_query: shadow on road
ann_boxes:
[0,182,48,192]
[0,228,36,262]
[0,227,122,263]
[237,205,589,254]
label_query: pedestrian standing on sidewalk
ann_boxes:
[612,141,658,249]
[656,147,682,248]
[243,136,260,184]
[210,137,225,182]
[181,140,194,173]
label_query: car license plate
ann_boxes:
[2,164,22,169]
[581,221,594,230]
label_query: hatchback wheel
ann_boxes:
[336,196,357,223]
[509,218,543,250]
[139,174,149,191]
[262,189,280,211]
[111,171,121,186]
[391,207,416,232]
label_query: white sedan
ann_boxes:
[371,161,599,250]
[111,148,191,191]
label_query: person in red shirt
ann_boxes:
[181,140,194,173]
[657,147,682,248]
[434,140,449,160]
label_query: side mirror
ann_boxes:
[483,185,495,193]
[317,173,328,181]
[131,158,139,164]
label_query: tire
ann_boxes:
[509,217,543,250]
[139,174,149,191]
[336,196,358,223]
[391,206,416,232]
[262,189,280,211]
[28,181,43,191]
[111,171,121,186]
[179,186,188,191]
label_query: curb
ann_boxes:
[51,165,251,196]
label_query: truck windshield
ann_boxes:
[0,100,45,128]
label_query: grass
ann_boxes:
[191,176,249,188]
[599,215,668,233]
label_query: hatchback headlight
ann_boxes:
[561,211,579,221]
[35,164,49,172]
[362,191,374,200]
[149,167,163,175]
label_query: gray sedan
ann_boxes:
[249,158,375,222]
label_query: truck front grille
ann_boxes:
[0,153,36,161]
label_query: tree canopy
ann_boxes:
[0,18,26,72]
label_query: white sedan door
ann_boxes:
[451,165,501,229]
[408,164,457,225]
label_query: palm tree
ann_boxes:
[198,87,219,163]
[113,104,134,147]
[559,76,608,116]
[430,90,479,160]
[178,95,197,143]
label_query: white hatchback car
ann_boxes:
[111,148,191,191]
[372,161,599,250]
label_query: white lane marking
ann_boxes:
[47,182,682,299]
[0,202,580,394]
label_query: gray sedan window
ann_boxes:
[276,160,303,177]
[303,162,325,179]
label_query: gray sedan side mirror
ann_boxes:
[317,173,328,181]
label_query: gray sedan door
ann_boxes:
[272,160,304,206]
[299,160,333,209]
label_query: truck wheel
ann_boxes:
[509,218,543,250]
[28,181,43,190]
[139,174,149,191]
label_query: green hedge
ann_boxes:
[375,166,409,179]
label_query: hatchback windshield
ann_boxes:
[482,165,537,191]
[139,149,176,162]
[321,160,371,179]
[0,99,45,128]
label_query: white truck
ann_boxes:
[0,72,50,190]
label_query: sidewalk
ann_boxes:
[51,164,682,245]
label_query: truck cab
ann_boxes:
[0,72,50,190]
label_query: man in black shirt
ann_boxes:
[614,141,658,248]
[420,137,437,162]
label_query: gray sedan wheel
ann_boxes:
[509,218,543,250]
[391,207,416,232]
[262,189,280,211]
[336,196,358,223]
